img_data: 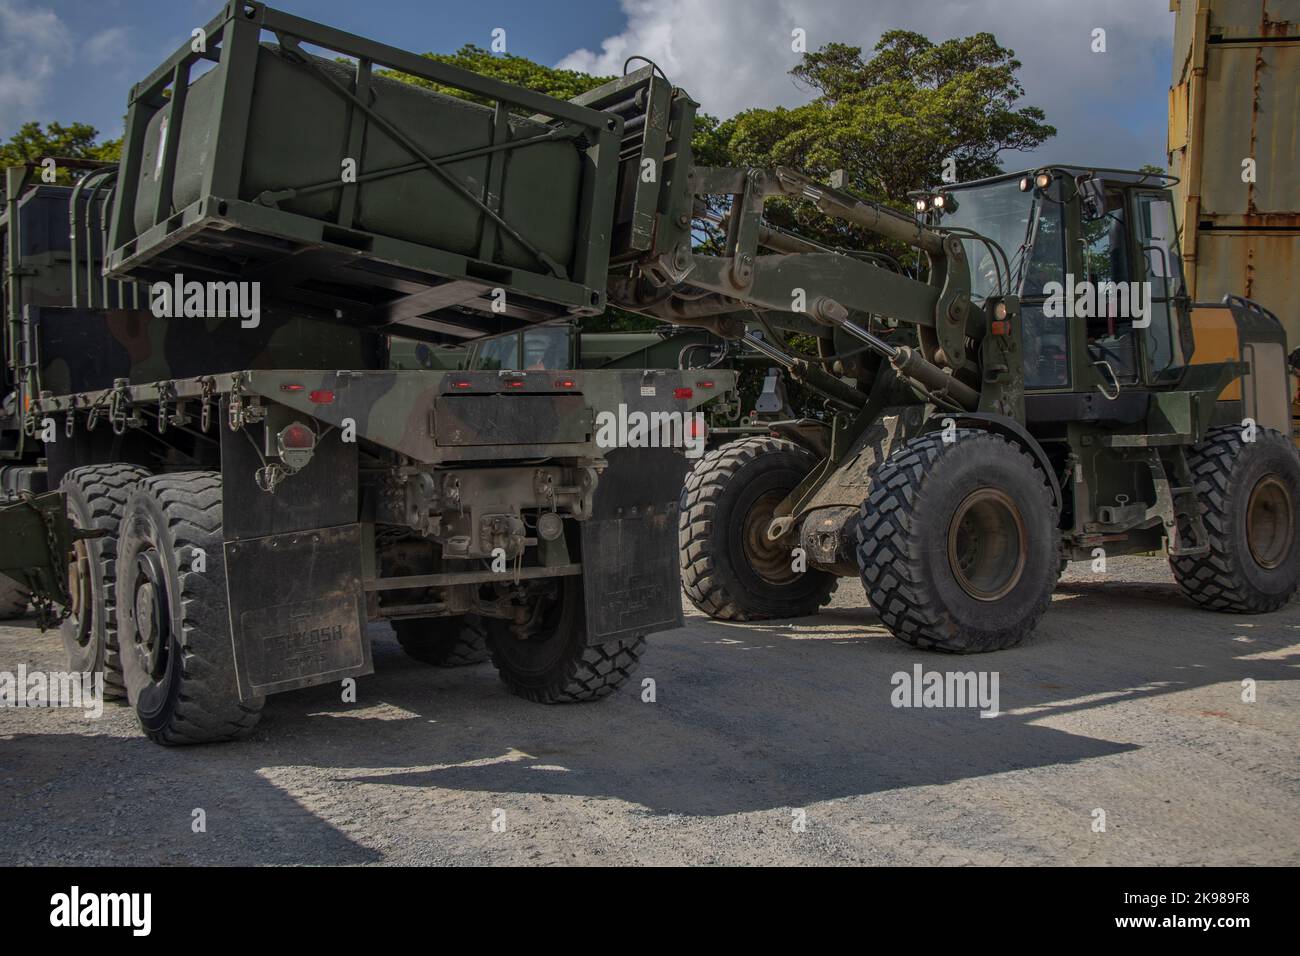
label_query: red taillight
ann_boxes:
[280,383,305,392]
[674,387,693,399]
[696,380,714,389]
[991,319,1011,337]
[278,423,315,450]
[309,389,334,404]
[554,378,576,389]
[449,380,473,389]
[503,379,525,389]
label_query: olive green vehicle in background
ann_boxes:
[2,2,1297,747]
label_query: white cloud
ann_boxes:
[558,0,1175,170]
[84,26,131,67]
[0,0,75,132]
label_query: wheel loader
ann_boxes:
[563,70,1298,650]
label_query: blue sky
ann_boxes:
[0,0,1175,173]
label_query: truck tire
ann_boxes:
[117,472,263,745]
[484,576,644,703]
[1170,425,1300,612]
[393,615,489,666]
[680,436,837,621]
[59,464,150,698]
[0,577,29,619]
[856,430,1060,653]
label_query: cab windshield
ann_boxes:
[938,178,1066,303]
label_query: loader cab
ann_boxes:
[936,166,1191,401]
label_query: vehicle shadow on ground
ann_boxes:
[3,576,1295,862]
[281,579,1297,818]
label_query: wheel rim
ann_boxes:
[132,548,171,681]
[741,490,798,586]
[1246,474,1294,570]
[947,488,1028,602]
[66,538,91,645]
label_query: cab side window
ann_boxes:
[1081,187,1139,383]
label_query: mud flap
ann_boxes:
[580,447,687,644]
[224,523,372,700]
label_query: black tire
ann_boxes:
[0,576,29,619]
[679,436,837,621]
[856,430,1060,653]
[1170,425,1300,612]
[59,464,150,698]
[117,472,263,745]
[393,614,489,666]
[484,576,644,703]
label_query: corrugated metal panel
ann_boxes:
[1195,231,1300,304]
[1199,44,1300,218]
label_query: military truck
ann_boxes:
[0,2,731,744]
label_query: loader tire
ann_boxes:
[394,614,489,666]
[59,464,150,698]
[117,472,263,745]
[680,436,836,621]
[1170,425,1300,612]
[856,430,1060,653]
[0,576,29,619]
[484,576,644,703]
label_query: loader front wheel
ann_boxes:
[484,576,644,703]
[117,472,263,745]
[680,436,836,621]
[59,464,150,697]
[856,430,1060,653]
[393,615,489,666]
[1170,425,1300,612]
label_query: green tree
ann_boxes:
[0,121,121,173]
[725,31,1055,255]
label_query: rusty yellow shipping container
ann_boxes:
[1168,0,1300,441]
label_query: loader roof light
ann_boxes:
[914,198,929,214]
[1019,176,1032,192]
[1035,171,1052,189]
[933,194,946,209]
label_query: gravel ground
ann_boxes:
[1,555,1297,866]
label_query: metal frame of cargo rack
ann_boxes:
[104,1,625,336]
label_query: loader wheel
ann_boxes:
[393,615,489,666]
[117,472,263,745]
[484,576,644,703]
[856,430,1060,653]
[0,576,29,619]
[680,436,837,621]
[59,464,150,698]
[1170,425,1300,612]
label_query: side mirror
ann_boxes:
[1078,175,1106,222]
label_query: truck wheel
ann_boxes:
[856,430,1060,653]
[117,472,263,745]
[59,464,150,698]
[484,576,644,703]
[0,577,29,619]
[680,436,837,620]
[1170,425,1300,612]
[393,615,489,666]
